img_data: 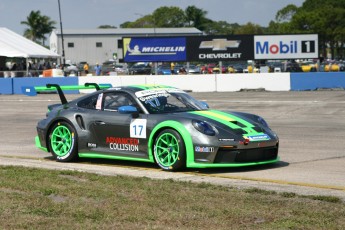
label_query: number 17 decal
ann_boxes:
[130,119,147,138]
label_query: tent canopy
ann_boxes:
[0,27,60,58]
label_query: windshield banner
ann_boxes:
[123,37,186,62]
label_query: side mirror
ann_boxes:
[118,105,139,118]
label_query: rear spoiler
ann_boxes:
[22,83,112,105]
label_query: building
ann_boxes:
[49,28,202,65]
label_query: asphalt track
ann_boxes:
[1,90,345,200]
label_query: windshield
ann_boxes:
[135,89,207,114]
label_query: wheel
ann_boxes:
[49,121,78,162]
[154,129,186,171]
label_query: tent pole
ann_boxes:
[26,58,29,77]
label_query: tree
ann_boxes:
[234,22,264,35]
[275,4,299,23]
[152,6,186,27]
[21,10,56,45]
[289,0,345,59]
[98,25,117,29]
[204,21,239,35]
[185,5,210,30]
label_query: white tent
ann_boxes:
[0,27,60,58]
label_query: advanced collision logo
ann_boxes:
[254,35,318,59]
[198,38,242,59]
[106,137,139,151]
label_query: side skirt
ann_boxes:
[78,152,154,163]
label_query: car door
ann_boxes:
[89,91,149,159]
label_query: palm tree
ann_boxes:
[21,10,56,45]
[185,5,210,30]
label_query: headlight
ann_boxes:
[192,120,217,136]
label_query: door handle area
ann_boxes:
[95,121,106,125]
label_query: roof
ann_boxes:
[0,27,60,58]
[53,27,203,36]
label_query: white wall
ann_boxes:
[77,73,291,93]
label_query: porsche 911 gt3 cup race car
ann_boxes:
[23,83,279,171]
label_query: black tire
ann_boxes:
[48,121,78,162]
[154,129,186,171]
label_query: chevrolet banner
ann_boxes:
[186,35,254,61]
[123,37,187,62]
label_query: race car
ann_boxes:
[23,83,279,171]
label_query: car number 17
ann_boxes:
[130,119,147,138]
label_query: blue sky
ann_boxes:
[0,0,304,35]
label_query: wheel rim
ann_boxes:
[155,133,179,167]
[51,125,73,157]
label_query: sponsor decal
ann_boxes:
[106,137,139,151]
[199,39,242,60]
[96,93,103,110]
[135,88,183,98]
[195,146,215,153]
[87,143,97,148]
[199,53,242,59]
[254,34,318,59]
[130,119,147,138]
[245,134,271,141]
[219,138,235,142]
[186,35,254,61]
[123,37,186,62]
[199,39,241,51]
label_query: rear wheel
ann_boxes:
[49,121,78,162]
[154,129,186,171]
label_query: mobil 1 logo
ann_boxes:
[301,40,315,53]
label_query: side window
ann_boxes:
[77,94,100,110]
[103,92,135,111]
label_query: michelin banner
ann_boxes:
[123,37,186,62]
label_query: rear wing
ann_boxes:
[22,83,112,105]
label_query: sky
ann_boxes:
[0,0,305,35]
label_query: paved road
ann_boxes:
[1,91,345,200]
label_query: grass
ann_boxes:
[0,166,344,229]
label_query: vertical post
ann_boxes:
[58,0,66,75]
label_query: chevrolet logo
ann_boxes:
[199,39,241,51]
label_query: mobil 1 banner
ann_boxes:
[186,35,254,61]
[254,34,318,60]
[123,37,187,62]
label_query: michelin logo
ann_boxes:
[127,44,185,55]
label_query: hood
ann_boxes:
[187,110,271,141]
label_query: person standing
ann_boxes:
[170,62,175,74]
[94,63,102,76]
[83,62,89,75]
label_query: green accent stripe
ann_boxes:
[210,110,255,128]
[78,153,153,163]
[149,120,194,167]
[187,157,280,168]
[35,136,48,152]
[189,110,262,135]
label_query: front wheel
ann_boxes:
[154,129,186,171]
[49,121,78,162]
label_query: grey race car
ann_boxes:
[25,83,279,171]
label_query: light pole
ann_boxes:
[58,0,66,75]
